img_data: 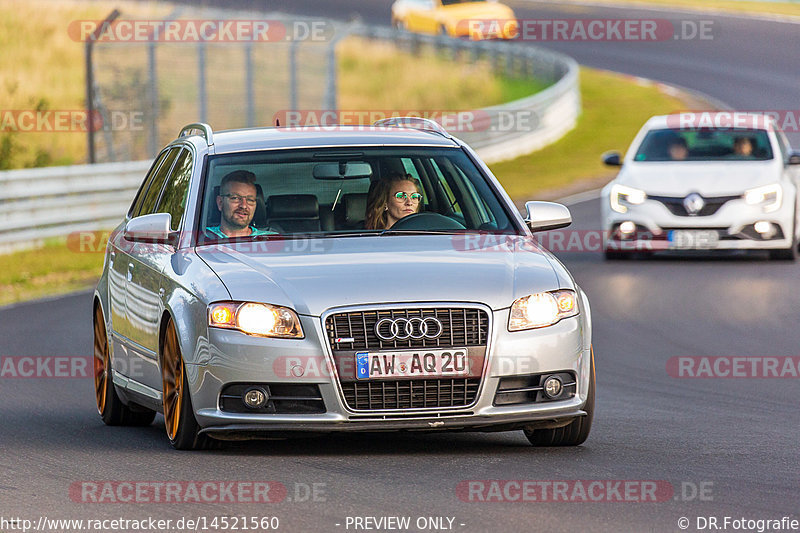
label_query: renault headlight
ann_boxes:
[509,290,579,331]
[744,183,782,213]
[610,184,647,213]
[208,302,304,338]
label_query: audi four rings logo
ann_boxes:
[375,317,444,341]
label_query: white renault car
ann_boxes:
[601,114,800,260]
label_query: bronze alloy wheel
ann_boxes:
[162,323,184,441]
[93,306,109,415]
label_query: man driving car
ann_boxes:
[205,170,277,238]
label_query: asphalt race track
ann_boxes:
[1,2,799,532]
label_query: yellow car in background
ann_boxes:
[391,0,518,40]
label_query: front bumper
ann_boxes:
[601,193,796,251]
[187,306,591,435]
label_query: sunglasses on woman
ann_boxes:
[394,192,422,201]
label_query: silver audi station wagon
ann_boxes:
[92,119,594,450]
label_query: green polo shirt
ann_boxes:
[205,225,278,238]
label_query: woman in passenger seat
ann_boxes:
[364,172,423,230]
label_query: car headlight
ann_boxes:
[509,290,579,331]
[610,184,647,214]
[744,183,782,213]
[208,302,304,338]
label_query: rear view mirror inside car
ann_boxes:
[312,161,373,179]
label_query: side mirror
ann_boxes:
[602,151,622,166]
[524,201,572,232]
[124,213,177,245]
[788,150,800,165]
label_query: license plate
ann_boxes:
[355,349,469,379]
[668,229,719,249]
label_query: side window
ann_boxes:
[129,149,170,217]
[136,147,180,217]
[430,159,463,216]
[155,149,193,231]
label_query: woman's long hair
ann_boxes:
[364,172,422,230]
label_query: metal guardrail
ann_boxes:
[353,27,581,165]
[1,25,579,253]
[0,160,150,252]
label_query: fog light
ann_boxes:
[754,221,775,237]
[243,387,269,409]
[543,376,563,399]
[619,221,636,236]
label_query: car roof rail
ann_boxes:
[179,123,215,146]
[373,117,451,139]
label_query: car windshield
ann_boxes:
[633,128,773,162]
[198,146,517,241]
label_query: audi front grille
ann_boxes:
[325,307,489,411]
[326,308,488,351]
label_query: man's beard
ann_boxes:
[225,209,250,230]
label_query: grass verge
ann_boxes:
[338,37,547,110]
[489,67,688,199]
[0,0,169,169]
[0,238,104,307]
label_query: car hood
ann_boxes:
[617,161,780,196]
[196,234,562,316]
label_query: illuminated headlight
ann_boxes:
[208,302,304,338]
[610,184,647,213]
[509,290,579,331]
[744,184,782,213]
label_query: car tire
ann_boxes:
[161,319,222,451]
[93,305,156,426]
[768,228,797,261]
[768,247,797,261]
[524,347,595,447]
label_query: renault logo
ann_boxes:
[375,317,444,341]
[683,193,705,215]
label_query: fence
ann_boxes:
[0,10,579,252]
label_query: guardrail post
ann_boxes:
[245,41,255,127]
[289,40,298,114]
[85,9,120,164]
[198,42,207,123]
[147,41,159,157]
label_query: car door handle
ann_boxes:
[127,263,134,282]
